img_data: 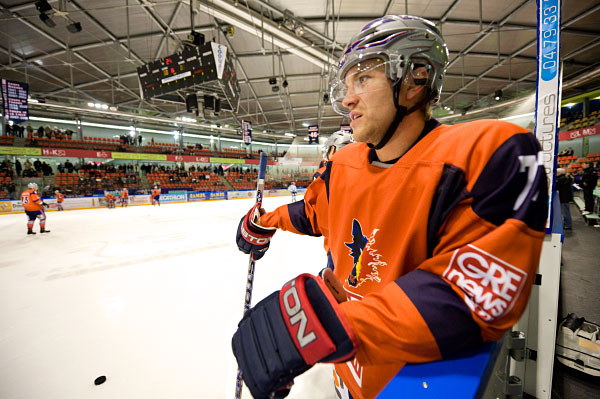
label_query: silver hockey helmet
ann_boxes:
[322,130,354,160]
[329,15,449,116]
[28,182,38,191]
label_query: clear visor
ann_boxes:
[329,58,400,116]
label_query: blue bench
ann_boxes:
[377,341,502,398]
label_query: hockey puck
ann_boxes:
[94,376,107,385]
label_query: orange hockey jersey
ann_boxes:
[55,193,64,202]
[21,189,43,211]
[121,190,128,198]
[259,119,548,399]
[152,188,161,197]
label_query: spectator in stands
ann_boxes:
[26,124,33,137]
[44,125,52,139]
[15,159,22,177]
[556,168,574,230]
[64,159,74,174]
[138,134,143,146]
[581,161,598,215]
[41,162,52,176]
[33,159,42,173]
[36,125,44,138]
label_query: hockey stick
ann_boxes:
[235,152,268,399]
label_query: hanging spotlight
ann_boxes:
[66,22,82,33]
[494,89,502,101]
[35,0,53,13]
[39,12,56,28]
[36,0,56,28]
[282,80,288,88]
[269,77,277,85]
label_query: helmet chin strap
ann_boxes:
[367,82,431,150]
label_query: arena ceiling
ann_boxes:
[1,0,600,141]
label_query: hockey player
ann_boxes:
[313,130,354,180]
[105,192,116,209]
[55,190,64,211]
[121,188,129,207]
[21,183,50,234]
[233,15,548,399]
[152,186,161,206]
[287,181,298,202]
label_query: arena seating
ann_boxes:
[558,154,600,175]
[146,171,225,191]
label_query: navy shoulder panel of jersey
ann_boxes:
[471,132,548,231]
[427,164,469,257]
[319,160,333,202]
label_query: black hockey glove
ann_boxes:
[232,273,357,399]
[42,203,49,208]
[236,203,275,260]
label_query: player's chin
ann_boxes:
[351,126,371,144]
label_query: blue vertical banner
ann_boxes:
[308,125,319,144]
[1,79,29,124]
[535,0,561,231]
[242,120,252,146]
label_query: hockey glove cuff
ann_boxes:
[232,273,357,399]
[236,203,276,261]
[42,203,49,208]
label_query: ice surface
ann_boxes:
[0,196,336,399]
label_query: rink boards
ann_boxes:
[0,188,306,214]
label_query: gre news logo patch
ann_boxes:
[443,245,528,322]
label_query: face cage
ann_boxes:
[329,59,403,116]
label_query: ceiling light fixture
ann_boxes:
[39,13,56,28]
[66,22,82,33]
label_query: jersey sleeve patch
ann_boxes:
[287,201,321,237]
[471,133,548,232]
[395,269,483,359]
[442,244,528,323]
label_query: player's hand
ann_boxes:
[320,268,348,303]
[236,203,275,260]
[42,203,49,208]
[232,274,357,399]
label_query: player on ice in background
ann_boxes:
[121,188,129,207]
[313,129,354,180]
[152,186,161,206]
[233,15,548,399]
[105,192,116,209]
[287,181,298,202]
[21,183,50,235]
[55,190,64,211]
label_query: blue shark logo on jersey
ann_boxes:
[344,219,368,287]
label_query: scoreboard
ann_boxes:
[137,44,215,98]
[136,42,240,111]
